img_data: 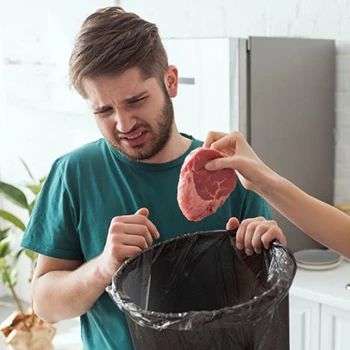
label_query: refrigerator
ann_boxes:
[162,37,335,253]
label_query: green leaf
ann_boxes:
[0,238,11,258]
[24,249,38,261]
[3,267,18,287]
[28,199,37,216]
[0,257,6,269]
[0,228,10,241]
[2,273,9,286]
[0,210,26,231]
[25,184,42,196]
[0,182,28,209]
[2,266,14,286]
[13,249,25,265]
[10,269,17,286]
[39,176,47,184]
[20,158,36,182]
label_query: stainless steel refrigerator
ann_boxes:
[162,37,335,252]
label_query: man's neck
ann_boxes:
[142,127,192,164]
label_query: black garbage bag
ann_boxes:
[107,229,297,350]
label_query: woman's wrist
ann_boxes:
[253,165,283,199]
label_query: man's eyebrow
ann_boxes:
[124,91,148,103]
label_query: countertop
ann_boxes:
[290,259,350,310]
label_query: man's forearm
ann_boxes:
[33,256,115,323]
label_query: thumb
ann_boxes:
[226,217,239,231]
[135,207,149,217]
[205,157,236,171]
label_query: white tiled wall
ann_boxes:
[0,0,350,301]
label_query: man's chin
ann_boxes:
[114,144,155,161]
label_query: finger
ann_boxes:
[244,222,262,256]
[203,131,228,148]
[266,220,278,226]
[250,221,279,253]
[136,207,149,217]
[235,217,266,251]
[205,156,239,171]
[135,208,160,239]
[109,222,154,247]
[116,245,142,263]
[116,233,149,250]
[261,227,287,250]
[226,217,240,231]
[235,224,245,250]
[251,223,273,254]
[210,132,238,152]
[112,214,160,240]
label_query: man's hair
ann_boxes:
[69,7,169,98]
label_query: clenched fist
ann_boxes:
[98,208,160,281]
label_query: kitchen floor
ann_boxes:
[0,296,82,350]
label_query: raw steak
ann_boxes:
[177,148,237,221]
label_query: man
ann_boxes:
[21,7,286,349]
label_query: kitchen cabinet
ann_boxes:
[290,261,350,350]
[290,296,320,350]
[320,304,350,350]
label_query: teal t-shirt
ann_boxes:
[21,134,271,350]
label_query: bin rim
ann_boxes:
[107,229,297,330]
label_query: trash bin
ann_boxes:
[107,229,297,350]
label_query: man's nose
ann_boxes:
[114,110,136,134]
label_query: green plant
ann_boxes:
[0,159,46,315]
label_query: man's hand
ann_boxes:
[99,207,160,280]
[226,216,287,255]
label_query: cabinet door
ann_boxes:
[290,296,320,350]
[320,304,350,350]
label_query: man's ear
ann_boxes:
[164,65,178,98]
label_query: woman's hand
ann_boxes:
[203,131,277,194]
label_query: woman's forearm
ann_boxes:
[257,173,350,258]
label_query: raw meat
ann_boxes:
[177,148,237,221]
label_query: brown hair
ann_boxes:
[69,6,169,98]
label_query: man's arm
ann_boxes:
[32,207,160,323]
[32,255,109,323]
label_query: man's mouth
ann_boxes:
[124,131,143,140]
[119,130,147,147]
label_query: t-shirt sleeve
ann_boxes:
[21,159,83,261]
[240,189,272,221]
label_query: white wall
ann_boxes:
[0,0,113,302]
[0,0,113,185]
[122,0,350,205]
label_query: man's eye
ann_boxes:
[130,97,147,104]
[95,107,112,115]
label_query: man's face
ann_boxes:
[83,67,175,161]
